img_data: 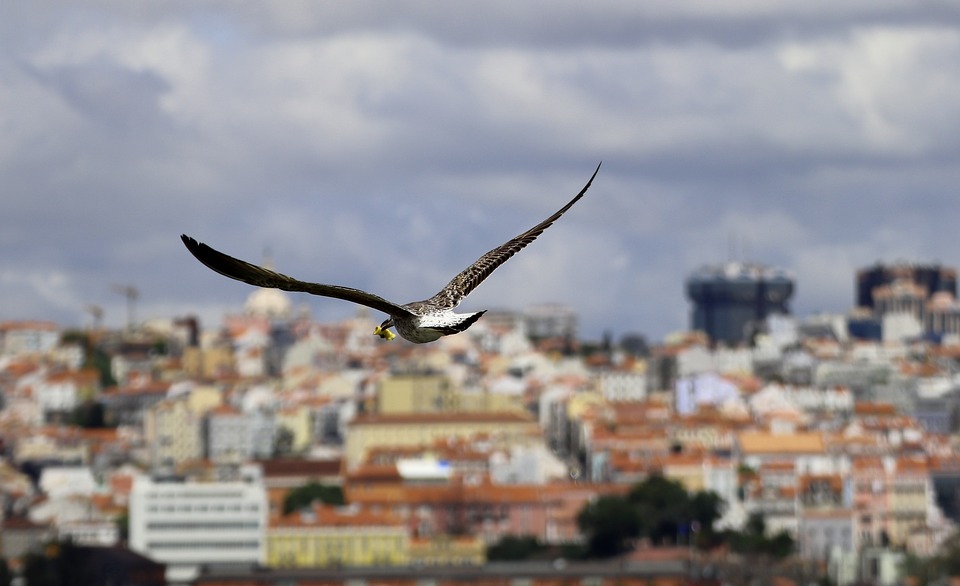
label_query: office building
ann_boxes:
[129,475,267,584]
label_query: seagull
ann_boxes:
[181,163,600,344]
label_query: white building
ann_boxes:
[38,466,97,498]
[0,321,59,356]
[597,370,647,402]
[58,519,120,547]
[524,303,578,339]
[28,490,120,547]
[206,406,276,462]
[129,475,267,584]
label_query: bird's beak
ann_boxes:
[373,326,396,341]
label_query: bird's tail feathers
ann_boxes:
[444,310,487,334]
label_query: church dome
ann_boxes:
[244,287,293,320]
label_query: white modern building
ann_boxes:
[129,475,267,584]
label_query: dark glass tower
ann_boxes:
[686,262,794,346]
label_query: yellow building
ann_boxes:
[458,390,524,413]
[409,535,485,566]
[377,373,524,415]
[345,412,540,470]
[186,384,223,414]
[661,453,707,494]
[275,405,313,453]
[266,505,408,568]
[144,385,222,469]
[378,373,457,414]
[181,345,234,379]
[886,457,929,545]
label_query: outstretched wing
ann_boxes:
[426,162,601,310]
[181,235,416,318]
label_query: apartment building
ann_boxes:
[205,405,276,462]
[344,412,540,470]
[145,396,204,470]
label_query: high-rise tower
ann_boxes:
[686,262,794,346]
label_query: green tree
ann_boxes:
[273,426,295,457]
[60,330,116,387]
[728,512,795,560]
[629,475,691,543]
[689,490,724,529]
[486,535,546,561]
[282,482,345,515]
[626,474,724,546]
[0,557,11,586]
[903,530,960,585]
[576,475,727,558]
[71,400,110,428]
[577,494,641,557]
[115,510,130,544]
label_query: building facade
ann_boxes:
[266,505,408,568]
[856,263,957,310]
[145,396,204,471]
[344,413,540,470]
[129,475,267,584]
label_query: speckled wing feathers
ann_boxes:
[181,235,416,318]
[426,162,601,310]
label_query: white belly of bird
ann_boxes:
[396,312,465,344]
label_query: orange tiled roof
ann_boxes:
[2,360,41,377]
[759,461,796,472]
[799,474,843,492]
[348,464,402,483]
[0,320,58,332]
[271,504,403,529]
[896,456,929,473]
[739,431,825,454]
[850,457,886,472]
[854,402,898,416]
[350,412,534,425]
[45,369,100,385]
[258,458,343,478]
[103,381,171,396]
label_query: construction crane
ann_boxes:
[84,304,104,331]
[112,284,139,331]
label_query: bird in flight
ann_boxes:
[181,163,600,344]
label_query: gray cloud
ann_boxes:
[2,3,960,340]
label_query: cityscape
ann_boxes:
[3,259,960,586]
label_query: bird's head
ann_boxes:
[374,319,396,341]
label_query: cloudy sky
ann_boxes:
[3,2,960,342]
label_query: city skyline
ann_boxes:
[3,2,960,340]
[0,253,960,346]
